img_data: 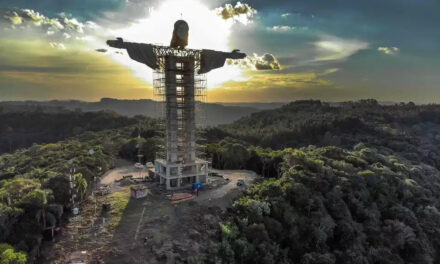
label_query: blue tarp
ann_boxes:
[193,182,203,190]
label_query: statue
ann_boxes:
[106,20,246,190]
[106,19,246,73]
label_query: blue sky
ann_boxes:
[0,0,438,102]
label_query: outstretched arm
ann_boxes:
[199,49,247,74]
[106,38,158,69]
[106,38,126,49]
[224,49,246,60]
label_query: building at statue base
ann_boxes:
[155,158,208,189]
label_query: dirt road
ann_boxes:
[100,165,150,185]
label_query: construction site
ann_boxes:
[38,20,254,263]
[40,162,258,263]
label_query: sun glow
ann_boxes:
[106,0,247,90]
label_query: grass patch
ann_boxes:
[107,187,130,229]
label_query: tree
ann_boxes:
[0,244,27,264]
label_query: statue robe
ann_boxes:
[124,42,158,70]
[198,50,231,74]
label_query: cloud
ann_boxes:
[2,8,99,43]
[227,53,281,70]
[0,39,150,101]
[268,25,308,32]
[377,46,399,55]
[62,16,84,33]
[3,11,23,25]
[49,42,66,50]
[269,25,293,32]
[314,35,369,61]
[216,2,257,24]
[208,71,344,102]
[21,9,64,29]
[281,13,291,17]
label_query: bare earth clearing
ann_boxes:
[41,166,258,263]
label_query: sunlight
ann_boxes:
[106,0,247,90]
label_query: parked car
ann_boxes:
[134,163,144,169]
[146,162,154,168]
[237,179,245,186]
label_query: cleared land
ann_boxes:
[41,166,258,263]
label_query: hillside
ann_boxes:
[210,145,440,263]
[2,99,440,263]
[0,98,259,126]
[201,99,440,263]
[0,110,138,154]
[211,99,440,170]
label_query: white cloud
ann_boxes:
[4,11,23,25]
[63,17,84,33]
[2,8,99,38]
[268,25,308,32]
[281,13,291,17]
[63,32,71,39]
[49,42,66,50]
[227,53,281,70]
[270,25,294,32]
[314,35,369,61]
[378,46,399,55]
[215,2,257,24]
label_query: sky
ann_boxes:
[0,0,438,103]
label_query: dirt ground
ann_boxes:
[40,166,258,264]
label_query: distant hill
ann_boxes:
[217,102,287,110]
[0,110,138,154]
[211,99,440,169]
[0,98,259,126]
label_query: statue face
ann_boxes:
[176,23,188,40]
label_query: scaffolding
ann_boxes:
[153,45,209,189]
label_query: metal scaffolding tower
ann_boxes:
[153,46,209,189]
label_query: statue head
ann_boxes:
[170,20,189,49]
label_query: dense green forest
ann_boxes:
[2,99,440,263]
[0,109,137,154]
[0,114,160,263]
[209,145,440,263]
[207,100,440,173]
[201,100,440,263]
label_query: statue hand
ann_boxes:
[106,38,124,48]
[228,50,246,59]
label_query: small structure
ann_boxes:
[170,192,194,204]
[68,251,88,264]
[130,185,149,199]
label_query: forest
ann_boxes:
[0,112,160,263]
[201,100,440,263]
[1,99,440,263]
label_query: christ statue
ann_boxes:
[107,20,246,74]
[106,20,246,189]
